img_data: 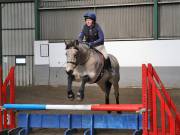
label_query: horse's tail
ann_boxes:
[108,54,120,81]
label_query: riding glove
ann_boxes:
[86,42,94,48]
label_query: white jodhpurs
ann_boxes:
[95,45,108,59]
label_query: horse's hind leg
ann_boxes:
[113,81,121,113]
[105,81,112,113]
[113,82,119,104]
[97,81,112,113]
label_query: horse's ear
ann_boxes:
[75,40,79,45]
[64,40,69,45]
[72,40,79,49]
[64,40,70,49]
[74,40,79,47]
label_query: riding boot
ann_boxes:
[105,57,112,71]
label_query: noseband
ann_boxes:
[67,61,77,65]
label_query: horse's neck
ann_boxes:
[78,46,91,65]
[76,46,104,83]
[80,45,89,54]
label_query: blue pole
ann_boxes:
[3,104,46,110]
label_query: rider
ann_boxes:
[78,11,111,71]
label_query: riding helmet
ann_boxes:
[83,12,96,21]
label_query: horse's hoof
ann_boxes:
[117,111,122,114]
[76,92,84,101]
[68,95,75,101]
[107,111,111,114]
[76,97,83,101]
[68,94,75,101]
[67,91,75,101]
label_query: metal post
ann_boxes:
[93,0,96,13]
[152,85,157,135]
[35,0,40,40]
[9,67,15,129]
[148,64,153,132]
[0,4,2,66]
[142,64,148,135]
[153,0,158,39]
[90,114,94,135]
[0,66,2,131]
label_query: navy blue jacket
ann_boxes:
[78,23,104,47]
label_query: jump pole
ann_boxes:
[2,104,143,112]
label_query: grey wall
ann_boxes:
[3,56,33,86]
[40,9,85,40]
[40,0,154,40]
[1,2,35,86]
[39,0,180,41]
[159,3,180,38]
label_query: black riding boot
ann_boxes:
[105,57,112,71]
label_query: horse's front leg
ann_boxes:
[67,74,75,100]
[76,75,89,101]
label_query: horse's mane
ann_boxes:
[78,43,89,49]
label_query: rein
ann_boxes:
[67,61,77,65]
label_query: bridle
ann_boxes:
[66,48,79,67]
[67,61,77,65]
[66,45,91,67]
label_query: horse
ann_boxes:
[65,40,120,106]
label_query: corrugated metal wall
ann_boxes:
[2,2,35,86]
[40,6,153,40]
[39,0,180,41]
[40,0,154,8]
[40,0,154,40]
[159,2,180,38]
[40,9,86,40]
[3,56,33,86]
[97,6,153,39]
